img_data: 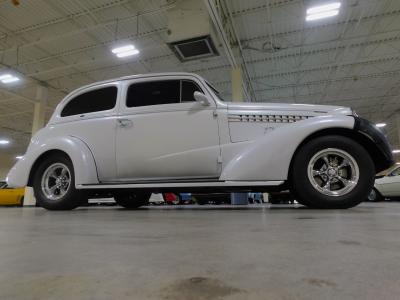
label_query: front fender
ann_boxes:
[220,115,355,181]
[7,134,99,188]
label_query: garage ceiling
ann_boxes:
[1,0,400,156]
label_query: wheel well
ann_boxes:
[288,128,387,183]
[27,150,71,187]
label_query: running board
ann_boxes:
[77,181,284,189]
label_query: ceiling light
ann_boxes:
[0,73,20,84]
[306,2,341,21]
[307,2,341,15]
[0,139,10,145]
[392,150,400,154]
[16,156,23,159]
[111,44,139,58]
[376,123,387,128]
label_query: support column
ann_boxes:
[24,85,48,206]
[231,66,243,102]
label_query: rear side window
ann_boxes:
[61,86,117,117]
[126,80,180,108]
[181,80,202,102]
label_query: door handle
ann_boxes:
[117,118,133,128]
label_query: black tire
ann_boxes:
[367,188,383,202]
[33,154,83,210]
[290,135,375,209]
[114,192,151,209]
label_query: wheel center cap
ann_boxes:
[327,168,337,177]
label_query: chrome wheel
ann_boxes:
[41,163,71,200]
[307,148,359,197]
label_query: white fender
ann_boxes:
[7,131,99,188]
[220,115,355,181]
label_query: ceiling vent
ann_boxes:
[169,35,218,62]
[166,0,220,62]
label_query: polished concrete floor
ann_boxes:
[0,203,399,300]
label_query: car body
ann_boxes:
[7,72,393,210]
[0,181,24,206]
[368,166,400,201]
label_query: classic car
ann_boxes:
[6,72,393,210]
[368,166,400,201]
[0,181,24,206]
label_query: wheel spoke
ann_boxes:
[61,168,68,177]
[313,170,321,176]
[322,155,330,167]
[322,178,331,190]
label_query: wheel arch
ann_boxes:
[288,127,388,184]
[24,136,99,188]
[27,149,71,186]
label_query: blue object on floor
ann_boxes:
[231,193,248,205]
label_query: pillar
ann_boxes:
[231,66,243,102]
[24,85,48,206]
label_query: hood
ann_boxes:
[226,102,353,116]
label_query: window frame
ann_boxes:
[119,76,212,115]
[58,82,120,122]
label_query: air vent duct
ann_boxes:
[166,0,220,62]
[169,35,218,62]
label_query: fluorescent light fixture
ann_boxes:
[16,156,23,159]
[0,139,10,145]
[0,73,20,84]
[307,2,341,15]
[111,44,139,58]
[116,49,140,57]
[392,150,400,154]
[376,123,387,128]
[306,2,341,21]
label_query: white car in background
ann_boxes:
[6,72,394,210]
[368,166,400,201]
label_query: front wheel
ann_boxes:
[114,192,151,209]
[291,135,375,209]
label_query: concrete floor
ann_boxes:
[0,203,399,300]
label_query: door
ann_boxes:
[115,77,220,182]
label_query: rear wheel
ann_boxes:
[114,192,151,209]
[33,154,83,210]
[291,135,375,209]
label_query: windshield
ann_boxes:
[206,81,226,102]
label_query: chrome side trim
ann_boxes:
[228,114,312,123]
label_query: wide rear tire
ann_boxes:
[291,135,375,209]
[114,192,151,209]
[33,154,83,210]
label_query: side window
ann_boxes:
[61,86,117,117]
[126,80,180,107]
[181,80,202,102]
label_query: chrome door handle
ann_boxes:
[117,118,133,128]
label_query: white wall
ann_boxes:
[0,153,16,180]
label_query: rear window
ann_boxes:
[61,86,117,117]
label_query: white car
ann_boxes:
[369,167,400,201]
[7,72,393,210]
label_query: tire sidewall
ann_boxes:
[292,136,375,209]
